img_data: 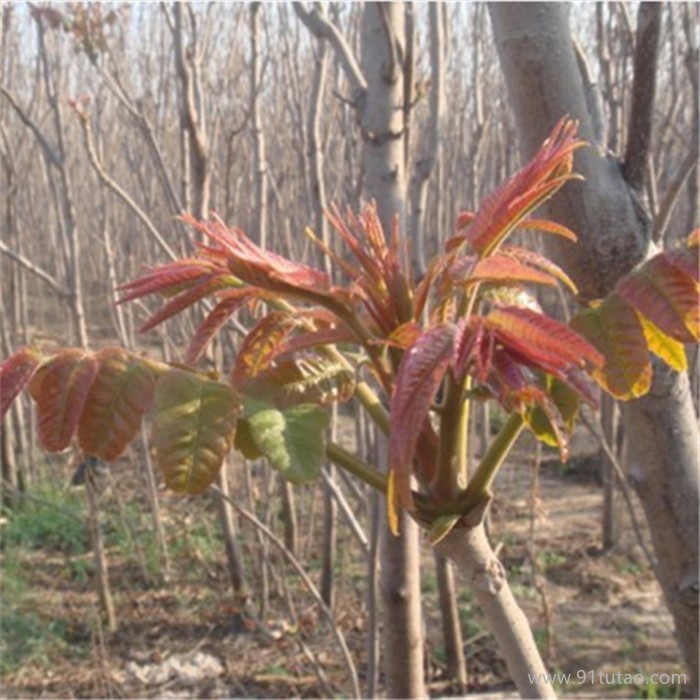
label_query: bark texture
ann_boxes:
[360,6,426,697]
[437,522,551,698]
[489,4,699,693]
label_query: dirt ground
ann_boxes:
[0,426,687,699]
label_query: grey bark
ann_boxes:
[434,552,468,692]
[489,4,699,692]
[437,522,551,698]
[360,6,426,698]
[250,2,268,248]
[408,3,445,278]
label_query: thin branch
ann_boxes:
[73,109,178,261]
[292,2,367,106]
[0,85,61,169]
[210,485,361,700]
[623,3,662,190]
[579,408,659,574]
[654,150,699,243]
[571,35,606,148]
[0,239,67,298]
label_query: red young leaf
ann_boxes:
[517,218,578,243]
[232,312,297,386]
[453,253,560,288]
[118,259,222,303]
[0,346,42,418]
[276,324,355,357]
[326,204,413,332]
[455,211,475,232]
[29,349,99,452]
[664,246,699,284]
[78,348,157,461]
[616,253,699,343]
[464,119,585,256]
[501,245,578,293]
[389,324,455,512]
[487,306,604,372]
[185,289,269,364]
[139,274,236,333]
[181,213,331,297]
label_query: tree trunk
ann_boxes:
[250,2,268,248]
[434,552,468,693]
[489,4,699,692]
[408,3,445,278]
[436,521,551,698]
[361,5,426,698]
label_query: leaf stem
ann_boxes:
[326,442,388,495]
[456,411,525,514]
[270,296,392,435]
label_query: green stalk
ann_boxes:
[457,411,525,515]
[326,442,387,495]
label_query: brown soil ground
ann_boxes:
[0,425,687,699]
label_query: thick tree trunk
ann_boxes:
[489,4,699,693]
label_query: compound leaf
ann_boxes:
[152,369,240,494]
[29,349,99,452]
[244,399,329,484]
[78,348,157,461]
[0,346,43,418]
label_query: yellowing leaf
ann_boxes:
[571,295,651,399]
[637,313,688,372]
[153,369,240,494]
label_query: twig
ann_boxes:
[579,408,659,573]
[210,485,361,700]
[0,240,67,298]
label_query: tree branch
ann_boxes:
[653,149,699,243]
[623,3,662,190]
[292,2,367,106]
[0,239,66,298]
[73,108,178,261]
[0,85,61,169]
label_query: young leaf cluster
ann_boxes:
[1,119,697,536]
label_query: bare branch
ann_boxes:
[623,3,662,190]
[292,2,367,106]
[654,150,699,244]
[74,108,178,261]
[0,85,61,168]
[0,239,66,298]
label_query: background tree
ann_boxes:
[489,3,699,692]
